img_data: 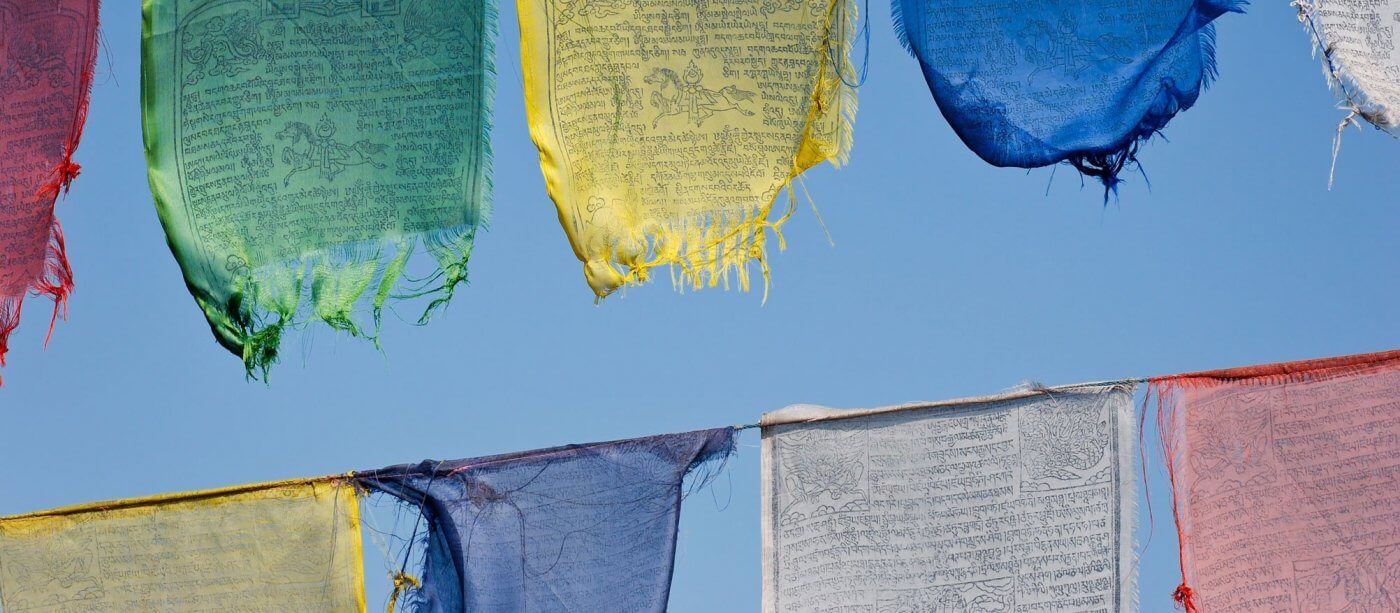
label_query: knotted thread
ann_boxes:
[1173,584,1199,612]
[386,571,421,613]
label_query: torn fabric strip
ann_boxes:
[1294,0,1400,187]
[142,0,494,377]
[360,428,734,612]
[0,0,99,382]
[1154,350,1400,612]
[892,0,1242,194]
[517,0,858,297]
[0,479,365,611]
[761,385,1138,612]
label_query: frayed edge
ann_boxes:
[230,226,477,382]
[889,0,914,56]
[1118,389,1142,613]
[599,194,795,303]
[1198,23,1220,90]
[1066,140,1142,204]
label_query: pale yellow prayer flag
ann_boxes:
[0,480,364,612]
[519,0,859,297]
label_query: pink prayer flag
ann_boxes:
[1154,350,1400,612]
[0,0,99,382]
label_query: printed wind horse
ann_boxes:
[645,61,757,128]
[892,0,1242,197]
[0,0,99,384]
[275,118,388,186]
[143,0,494,378]
[1016,13,1135,85]
[518,0,858,297]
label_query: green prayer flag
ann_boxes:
[142,0,494,378]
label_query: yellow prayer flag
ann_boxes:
[519,0,859,297]
[0,480,364,612]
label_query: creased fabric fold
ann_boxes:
[359,428,735,612]
[762,385,1138,612]
[0,479,366,612]
[142,0,494,378]
[1153,350,1400,612]
[0,0,100,383]
[892,0,1242,196]
[518,0,858,297]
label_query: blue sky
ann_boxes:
[1,2,1396,611]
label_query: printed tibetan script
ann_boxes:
[0,483,363,612]
[762,386,1136,612]
[1314,0,1400,130]
[1173,366,1400,611]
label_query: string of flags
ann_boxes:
[0,0,1393,382]
[1,348,1394,611]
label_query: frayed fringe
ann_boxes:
[228,226,477,381]
[889,0,913,56]
[599,199,794,302]
[593,0,857,300]
[1067,141,1142,203]
[0,217,77,384]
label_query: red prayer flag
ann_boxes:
[0,0,99,382]
[1153,350,1400,612]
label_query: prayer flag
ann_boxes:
[361,428,734,612]
[891,0,1242,195]
[1294,0,1400,187]
[142,0,494,377]
[762,385,1138,611]
[1154,350,1400,612]
[0,0,100,382]
[0,479,365,612]
[517,0,858,297]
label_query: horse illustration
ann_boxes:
[275,118,386,186]
[644,61,755,127]
[1017,12,1133,84]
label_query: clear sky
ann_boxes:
[1,2,1396,611]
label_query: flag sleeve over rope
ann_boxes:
[0,480,365,612]
[0,0,99,382]
[517,0,858,297]
[360,428,735,612]
[1154,350,1400,612]
[761,385,1139,612]
[141,0,494,378]
[891,0,1242,194]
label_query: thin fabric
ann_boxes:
[0,480,365,612]
[1294,0,1400,187]
[361,428,734,612]
[761,385,1138,612]
[1155,350,1400,612]
[517,0,858,297]
[892,0,1242,194]
[0,0,98,382]
[142,0,494,377]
